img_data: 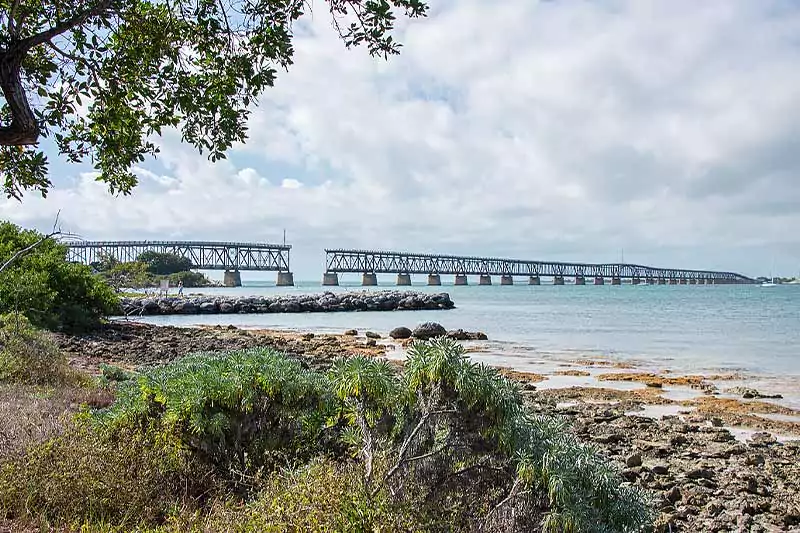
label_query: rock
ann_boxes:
[686,466,714,480]
[412,322,447,340]
[446,329,489,341]
[389,326,412,339]
[748,432,777,447]
[665,485,682,503]
[344,329,358,336]
[626,453,643,467]
[365,339,377,347]
[726,387,783,400]
[365,331,381,339]
[118,291,456,316]
[301,333,315,341]
[650,463,670,475]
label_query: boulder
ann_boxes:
[446,329,488,341]
[344,329,358,336]
[389,327,412,339]
[365,331,381,339]
[412,322,447,340]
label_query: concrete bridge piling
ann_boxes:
[455,274,468,286]
[575,276,586,285]
[223,270,242,287]
[611,277,622,285]
[479,275,492,286]
[362,273,378,286]
[427,274,442,286]
[323,272,339,286]
[397,273,412,286]
[529,276,541,285]
[594,276,604,285]
[276,272,294,286]
[553,276,565,285]
[500,275,514,285]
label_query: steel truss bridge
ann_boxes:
[65,241,294,286]
[324,249,754,285]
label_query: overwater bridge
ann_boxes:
[66,240,294,286]
[323,249,754,286]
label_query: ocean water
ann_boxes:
[135,282,800,383]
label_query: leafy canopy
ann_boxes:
[0,0,428,199]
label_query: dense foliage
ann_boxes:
[0,0,428,199]
[0,221,118,330]
[94,252,212,289]
[137,251,193,275]
[89,340,654,531]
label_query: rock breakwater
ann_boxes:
[116,291,455,316]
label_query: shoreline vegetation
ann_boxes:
[0,320,797,531]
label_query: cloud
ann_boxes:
[3,0,800,278]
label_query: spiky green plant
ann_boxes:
[93,347,336,486]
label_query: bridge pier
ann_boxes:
[631,277,641,285]
[322,272,339,286]
[689,279,697,285]
[529,276,540,285]
[428,274,442,286]
[575,276,586,285]
[223,269,242,287]
[396,273,412,286]
[479,275,492,286]
[362,273,378,286]
[553,276,565,285]
[679,278,687,285]
[500,275,514,285]
[454,274,468,286]
[594,276,604,285]
[658,278,667,285]
[611,277,621,285]
[276,272,294,286]
[646,278,656,285]
[697,279,706,285]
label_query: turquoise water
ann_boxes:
[136,282,800,382]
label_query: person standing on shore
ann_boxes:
[177,280,184,296]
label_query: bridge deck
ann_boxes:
[67,240,291,272]
[325,249,753,283]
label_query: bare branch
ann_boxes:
[0,231,60,275]
[16,0,114,53]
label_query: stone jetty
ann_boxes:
[116,291,455,316]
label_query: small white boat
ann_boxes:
[761,278,777,287]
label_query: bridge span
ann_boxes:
[323,249,754,286]
[66,240,294,286]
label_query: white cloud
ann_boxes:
[3,0,800,278]
[280,178,303,189]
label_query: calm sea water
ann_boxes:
[136,282,800,382]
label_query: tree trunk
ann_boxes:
[0,49,40,146]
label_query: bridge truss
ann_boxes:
[325,249,754,283]
[67,241,291,272]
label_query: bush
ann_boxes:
[0,422,213,527]
[137,251,193,275]
[168,270,211,288]
[0,313,82,385]
[94,348,337,488]
[0,221,119,331]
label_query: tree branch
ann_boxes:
[0,231,60,275]
[16,0,114,54]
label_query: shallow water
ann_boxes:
[133,281,800,396]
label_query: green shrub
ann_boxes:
[168,270,211,287]
[0,221,119,331]
[0,313,82,385]
[94,348,337,487]
[137,251,193,275]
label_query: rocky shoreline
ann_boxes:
[116,290,455,316]
[52,322,800,532]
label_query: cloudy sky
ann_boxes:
[3,0,800,280]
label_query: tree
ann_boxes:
[0,221,118,330]
[136,251,192,275]
[0,0,428,200]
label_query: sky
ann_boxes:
[2,0,800,281]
